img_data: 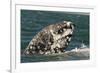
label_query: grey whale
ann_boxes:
[24,21,75,55]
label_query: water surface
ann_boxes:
[21,10,89,63]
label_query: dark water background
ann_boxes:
[21,10,89,63]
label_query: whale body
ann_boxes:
[24,21,75,55]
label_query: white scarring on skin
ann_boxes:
[23,21,75,55]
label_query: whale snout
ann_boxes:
[63,21,75,30]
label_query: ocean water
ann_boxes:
[21,10,89,63]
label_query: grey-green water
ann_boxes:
[21,10,89,63]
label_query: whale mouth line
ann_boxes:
[56,33,72,42]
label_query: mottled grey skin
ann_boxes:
[24,21,75,55]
